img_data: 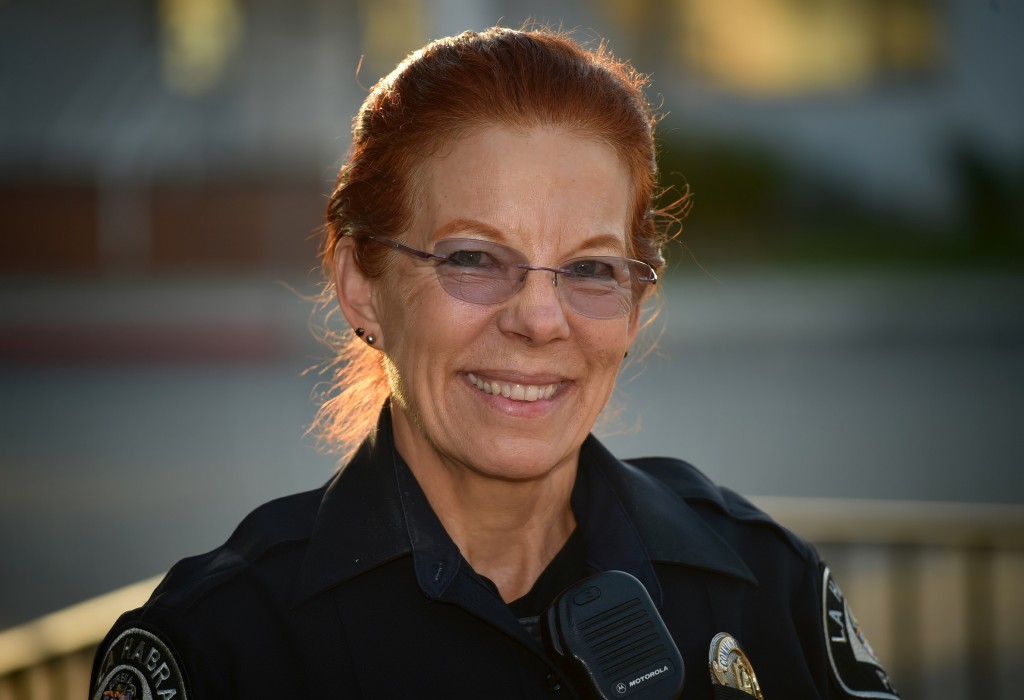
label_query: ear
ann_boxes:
[333,237,382,336]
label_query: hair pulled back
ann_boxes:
[314,26,680,456]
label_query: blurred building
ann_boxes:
[2,0,1022,275]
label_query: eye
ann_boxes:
[446,248,501,269]
[566,259,616,279]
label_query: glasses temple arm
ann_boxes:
[366,235,445,261]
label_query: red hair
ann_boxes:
[312,26,685,457]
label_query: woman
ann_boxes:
[91,27,898,699]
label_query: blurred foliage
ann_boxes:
[951,140,1024,252]
[656,134,1024,271]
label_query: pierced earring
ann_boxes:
[366,334,376,345]
[355,327,365,338]
[624,350,629,359]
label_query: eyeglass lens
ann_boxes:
[430,238,651,319]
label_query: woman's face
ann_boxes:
[373,125,640,481]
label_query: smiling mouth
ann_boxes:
[466,373,560,402]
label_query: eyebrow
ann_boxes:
[430,219,628,256]
[575,233,629,256]
[429,218,506,243]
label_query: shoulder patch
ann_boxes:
[92,627,189,700]
[821,567,900,699]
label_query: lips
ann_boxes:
[466,373,560,401]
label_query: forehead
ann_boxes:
[410,126,633,254]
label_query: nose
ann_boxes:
[496,268,571,344]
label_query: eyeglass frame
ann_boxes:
[359,233,657,319]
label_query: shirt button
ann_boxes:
[544,673,562,692]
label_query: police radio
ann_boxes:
[541,571,684,699]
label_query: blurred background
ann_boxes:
[1,0,1022,698]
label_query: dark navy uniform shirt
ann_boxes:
[90,412,899,699]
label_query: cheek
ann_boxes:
[377,272,489,374]
[579,322,631,364]
[374,270,430,339]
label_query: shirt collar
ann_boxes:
[296,410,756,605]
[295,409,466,603]
[295,410,411,602]
[576,436,758,596]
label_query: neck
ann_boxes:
[392,413,578,603]
[435,470,578,603]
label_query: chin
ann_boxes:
[467,436,579,482]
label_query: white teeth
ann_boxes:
[466,373,560,402]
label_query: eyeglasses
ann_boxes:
[364,235,657,319]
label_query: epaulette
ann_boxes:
[625,456,815,561]
[147,485,325,612]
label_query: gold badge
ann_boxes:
[709,632,764,699]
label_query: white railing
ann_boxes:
[2,499,1022,700]
[0,576,163,700]
[756,497,1024,700]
